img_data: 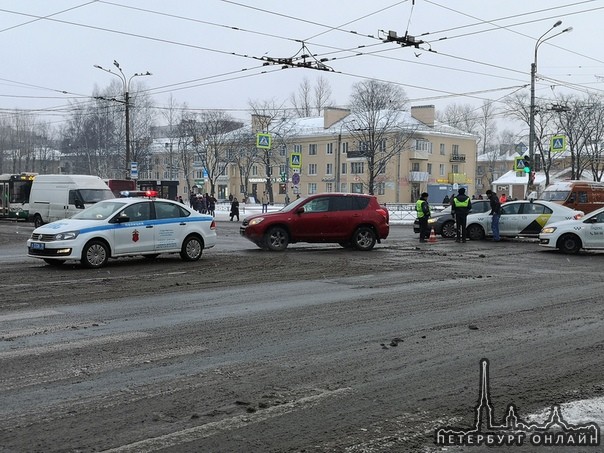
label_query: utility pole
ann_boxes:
[94,61,151,179]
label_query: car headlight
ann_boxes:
[54,231,79,240]
[428,218,437,224]
[248,217,265,226]
[541,226,556,234]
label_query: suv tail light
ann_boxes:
[376,207,389,223]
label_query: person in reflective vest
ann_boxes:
[451,187,472,243]
[416,192,431,243]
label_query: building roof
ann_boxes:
[492,170,546,185]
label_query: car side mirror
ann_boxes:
[75,200,85,209]
[296,207,305,214]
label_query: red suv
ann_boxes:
[240,193,389,251]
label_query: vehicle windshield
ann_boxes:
[71,200,129,220]
[281,196,307,211]
[79,189,114,203]
[539,190,570,202]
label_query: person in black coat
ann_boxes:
[229,197,240,221]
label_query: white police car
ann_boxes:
[27,191,217,268]
[539,206,604,253]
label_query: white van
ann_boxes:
[28,175,114,227]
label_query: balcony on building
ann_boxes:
[409,150,430,160]
[449,153,466,162]
[408,171,430,182]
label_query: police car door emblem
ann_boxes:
[132,230,139,242]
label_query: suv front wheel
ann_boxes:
[265,226,289,251]
[352,226,376,251]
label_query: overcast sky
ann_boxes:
[1,0,602,128]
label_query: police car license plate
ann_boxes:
[31,242,45,250]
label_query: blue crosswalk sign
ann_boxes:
[551,135,566,153]
[290,153,302,168]
[256,133,271,149]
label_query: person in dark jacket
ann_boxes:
[229,197,240,221]
[451,187,472,243]
[485,189,501,241]
[415,192,431,243]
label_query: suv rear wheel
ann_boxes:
[265,226,289,251]
[352,226,376,251]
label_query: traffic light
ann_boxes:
[280,172,287,183]
[522,156,531,174]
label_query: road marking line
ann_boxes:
[0,310,62,322]
[0,331,150,359]
[102,387,353,452]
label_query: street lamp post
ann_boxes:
[94,61,151,179]
[528,21,572,189]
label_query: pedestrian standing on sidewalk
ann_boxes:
[451,187,472,243]
[261,191,269,213]
[486,189,501,241]
[416,192,431,243]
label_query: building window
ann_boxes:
[342,142,348,154]
[379,139,386,152]
[376,182,385,195]
[309,144,317,155]
[339,182,347,192]
[440,143,445,155]
[326,163,333,175]
[351,162,364,174]
[252,165,258,176]
[341,163,347,174]
[279,145,287,157]
[427,163,432,175]
[452,144,460,154]
[412,162,420,172]
[326,143,333,155]
[325,182,333,192]
[294,144,302,153]
[415,140,432,152]
[308,163,317,175]
[308,183,317,194]
[351,183,363,194]
[439,164,445,176]
[452,164,459,173]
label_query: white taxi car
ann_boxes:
[539,206,604,253]
[27,192,217,268]
[465,200,583,241]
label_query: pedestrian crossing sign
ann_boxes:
[290,152,302,168]
[550,135,566,153]
[514,156,525,172]
[256,133,271,149]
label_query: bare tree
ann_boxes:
[502,92,557,185]
[476,101,498,156]
[436,103,479,135]
[248,100,295,202]
[229,128,261,200]
[290,76,334,118]
[347,79,414,195]
[554,93,604,181]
